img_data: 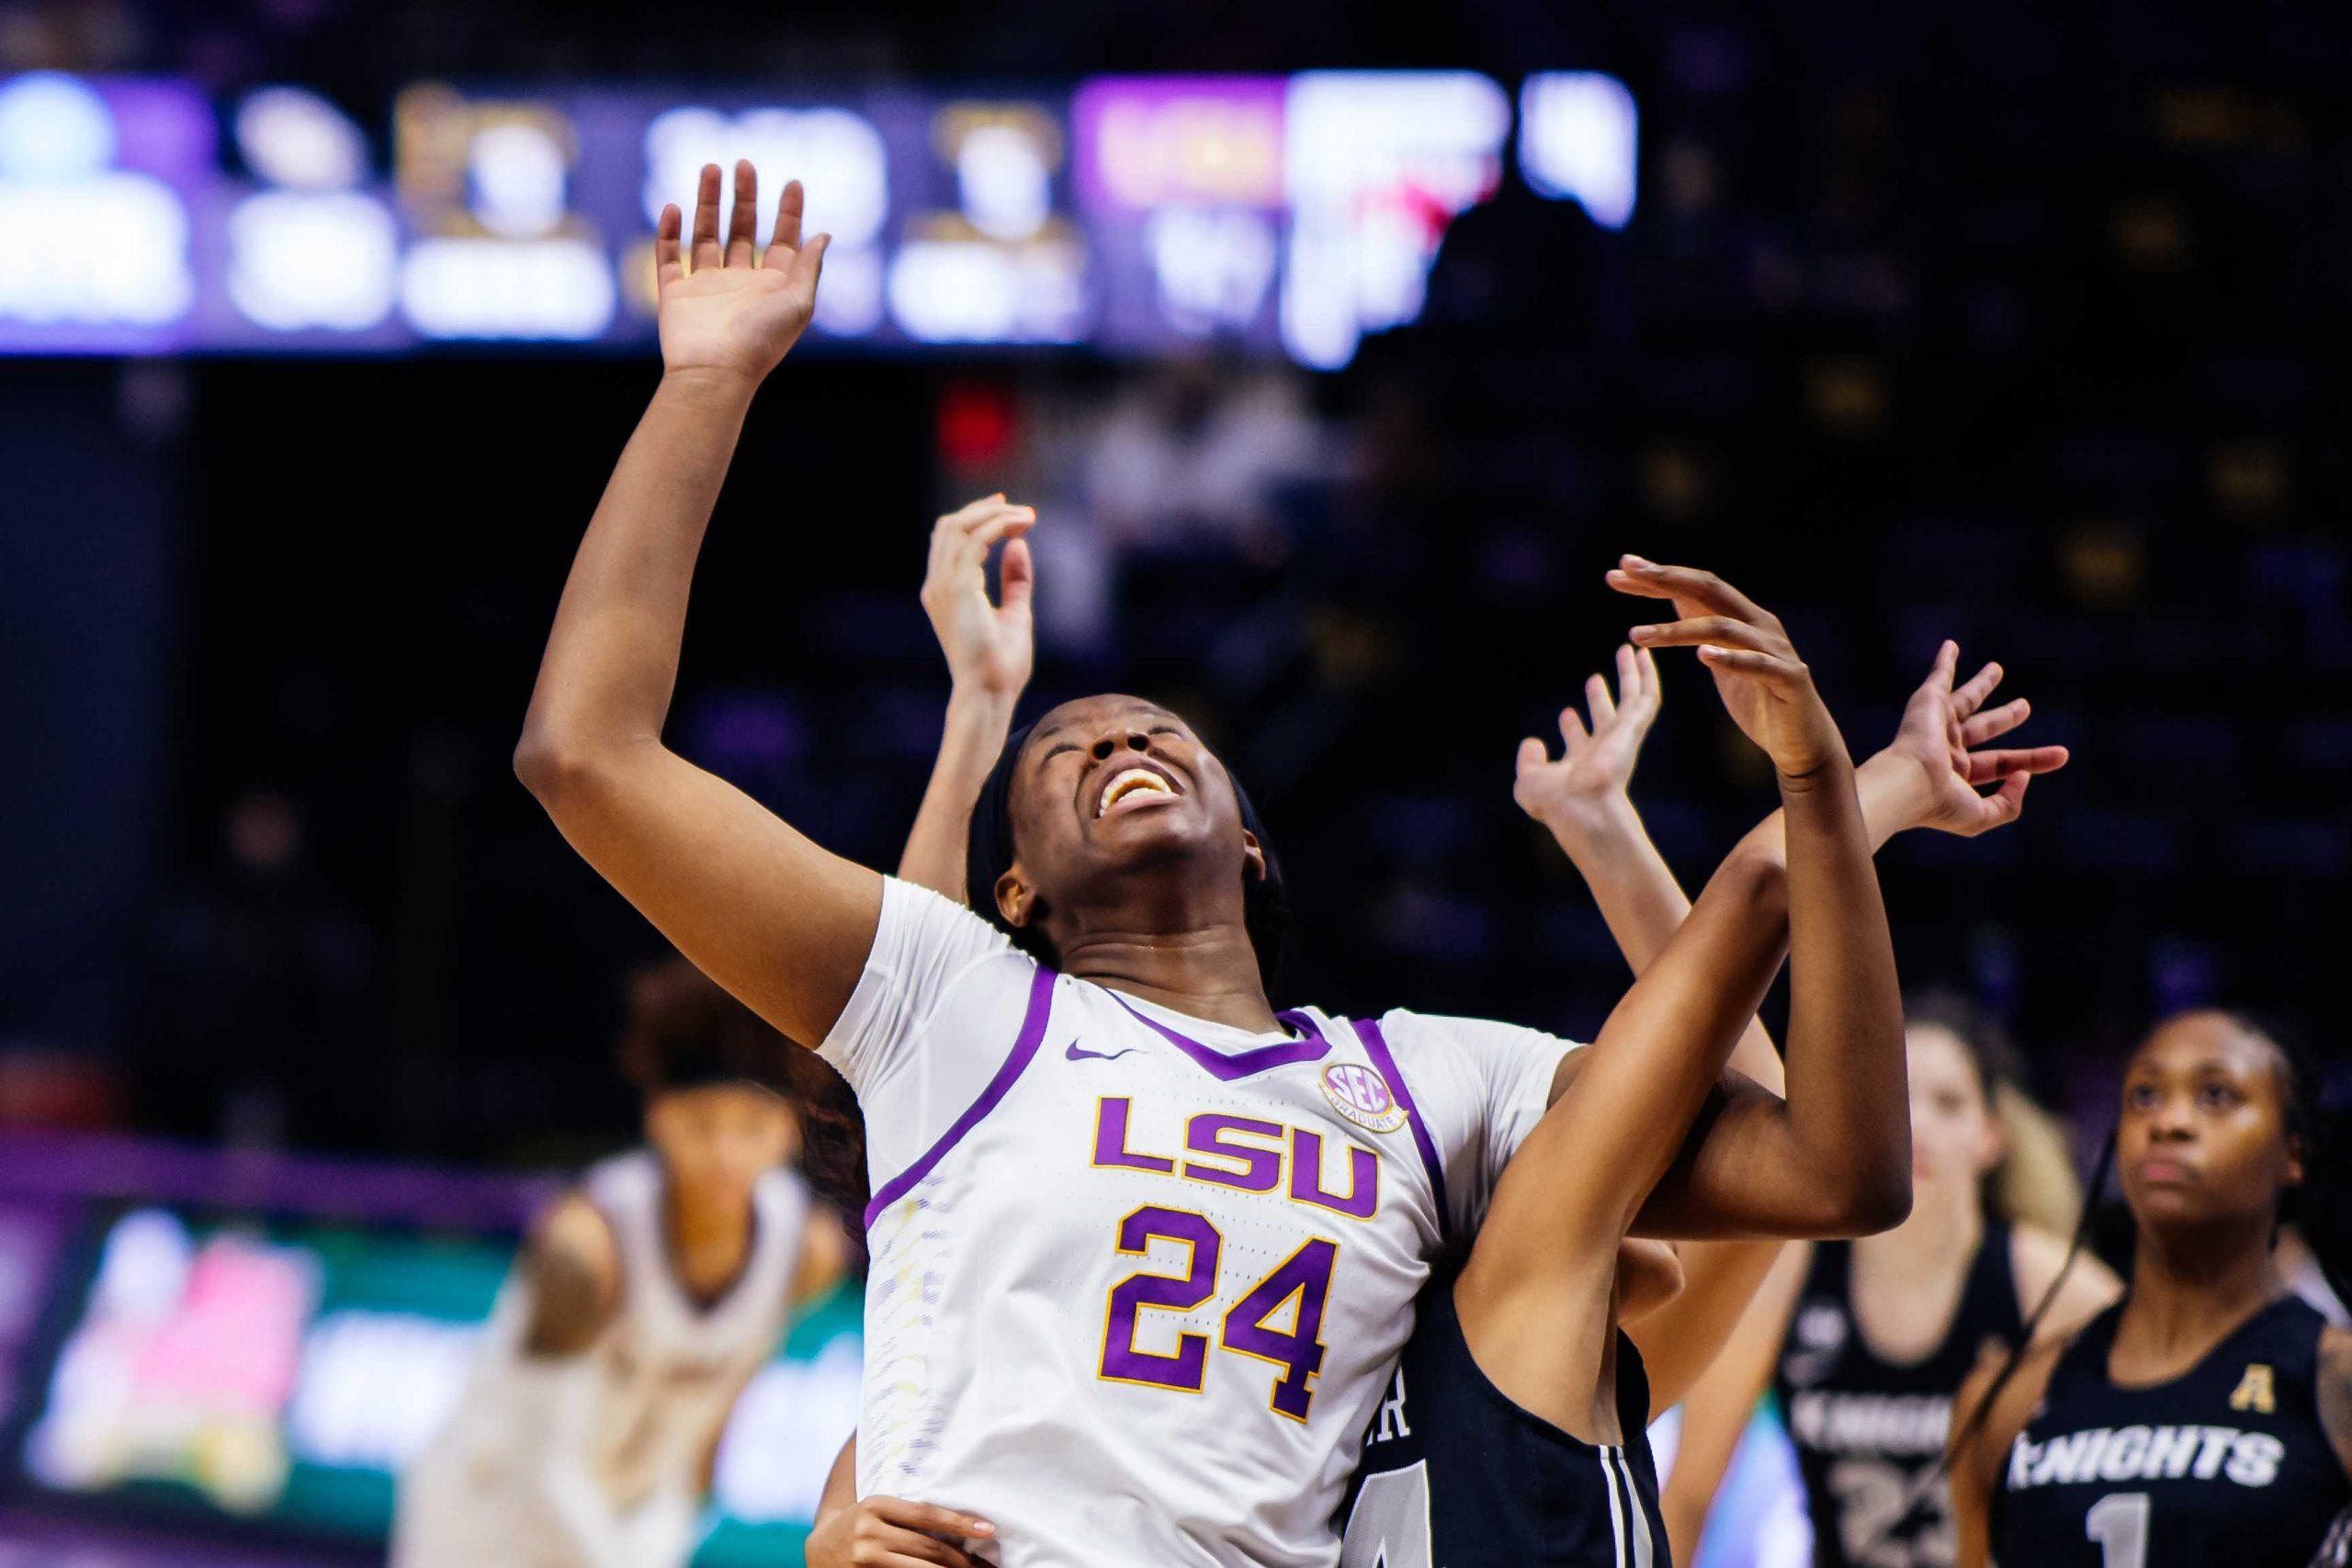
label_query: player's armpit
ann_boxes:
[520,1196,621,1358]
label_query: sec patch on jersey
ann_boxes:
[1322,1061,1409,1134]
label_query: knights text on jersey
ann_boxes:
[1773,1225,2025,1568]
[1340,1277,1667,1568]
[1999,1295,2352,1568]
[820,878,1577,1568]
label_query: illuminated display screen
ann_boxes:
[0,68,1635,365]
[8,1204,862,1565]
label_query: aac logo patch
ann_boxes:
[2231,1363,2277,1415]
[1321,1062,1408,1134]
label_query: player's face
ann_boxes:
[2117,1012,2301,1230]
[646,1084,797,1212]
[1907,1023,2002,1190]
[999,694,1263,934]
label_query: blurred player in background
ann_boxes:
[1661,999,2120,1568]
[1949,1010,2352,1568]
[390,958,854,1568]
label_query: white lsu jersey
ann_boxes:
[392,1151,810,1568]
[822,877,1575,1568]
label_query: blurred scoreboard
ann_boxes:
[0,68,1636,366]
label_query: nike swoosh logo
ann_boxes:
[1066,1042,1139,1063]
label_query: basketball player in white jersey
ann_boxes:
[391,958,853,1568]
[517,161,1935,1565]
[808,502,2069,1568]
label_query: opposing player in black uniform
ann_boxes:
[1340,559,1909,1568]
[1950,1010,2352,1568]
[1663,1004,2120,1568]
[1337,561,2083,1568]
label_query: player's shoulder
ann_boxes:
[2010,1224,2110,1315]
[1370,1006,1586,1058]
[534,1187,621,1271]
[880,873,1008,936]
[520,1190,622,1355]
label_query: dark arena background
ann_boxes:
[2,1,2349,1564]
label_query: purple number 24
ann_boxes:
[1099,1204,1338,1422]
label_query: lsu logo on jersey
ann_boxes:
[2231,1363,2278,1415]
[1321,1063,1408,1134]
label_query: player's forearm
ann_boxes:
[1776,759,1909,1230]
[1731,747,1931,872]
[516,369,757,795]
[1547,795,1786,1093]
[897,685,1019,900]
[1545,795,1689,973]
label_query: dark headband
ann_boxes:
[964,719,1289,986]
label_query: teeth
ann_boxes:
[1099,768,1174,816]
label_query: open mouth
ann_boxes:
[1095,762,1182,818]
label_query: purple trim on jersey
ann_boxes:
[863,965,1057,1228]
[1351,1016,1450,1242]
[1104,993,1334,1080]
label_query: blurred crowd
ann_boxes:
[3,0,2347,1166]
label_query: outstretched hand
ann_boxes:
[1882,640,2069,836]
[1610,556,1848,782]
[1514,642,1662,836]
[655,161,831,384]
[921,495,1036,699]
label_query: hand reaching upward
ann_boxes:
[1611,556,1849,782]
[1513,641,1662,838]
[921,495,1036,700]
[655,161,831,384]
[1882,639,2070,836]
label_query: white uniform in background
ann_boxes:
[392,1152,811,1568]
[825,877,1577,1568]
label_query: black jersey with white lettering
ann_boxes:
[1340,1278,1667,1567]
[1771,1225,2024,1568]
[1999,1294,2352,1567]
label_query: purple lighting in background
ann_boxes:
[1071,75,1287,211]
[0,70,1637,360]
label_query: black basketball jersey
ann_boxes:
[1340,1279,1668,1567]
[1770,1224,2025,1568]
[1999,1294,2352,1568]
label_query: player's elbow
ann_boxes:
[514,720,610,813]
[1828,1160,1913,1236]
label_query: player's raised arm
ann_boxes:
[515,163,878,1046]
[896,497,1035,900]
[1458,562,1899,1428]
[1630,629,2070,1238]
[1512,643,1794,1408]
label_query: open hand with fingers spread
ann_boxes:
[1513,642,1662,845]
[654,160,831,386]
[921,495,1036,701]
[1875,639,2070,836]
[1610,555,1848,783]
